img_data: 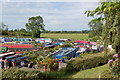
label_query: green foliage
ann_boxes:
[25,16,45,38]
[1,23,32,37]
[42,30,90,33]
[60,42,74,48]
[88,35,101,42]
[48,61,59,71]
[85,1,120,54]
[32,41,44,48]
[2,67,66,79]
[88,18,103,41]
[0,23,8,35]
[24,51,44,64]
[65,53,114,73]
[2,67,44,79]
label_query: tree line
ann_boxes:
[1,16,90,38]
[0,26,31,37]
[1,24,90,37]
[42,30,90,33]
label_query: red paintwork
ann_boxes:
[0,44,33,48]
[76,40,97,45]
[78,45,84,47]
[76,40,89,44]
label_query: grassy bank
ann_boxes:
[71,64,109,78]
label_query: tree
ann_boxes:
[85,1,120,77]
[88,18,103,41]
[0,23,8,35]
[25,16,45,38]
[15,29,21,38]
[19,28,27,33]
[85,1,120,53]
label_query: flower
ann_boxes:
[113,54,118,57]
[115,59,119,62]
[108,59,113,63]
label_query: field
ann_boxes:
[2,33,89,41]
[41,33,89,40]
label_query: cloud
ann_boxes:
[2,0,118,2]
[3,0,101,2]
[2,2,99,31]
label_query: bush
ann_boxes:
[2,67,44,79]
[2,67,66,79]
[65,53,114,73]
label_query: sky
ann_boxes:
[0,0,101,31]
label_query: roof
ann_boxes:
[76,40,97,45]
[0,44,33,48]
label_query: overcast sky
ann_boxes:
[0,0,101,31]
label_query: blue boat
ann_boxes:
[50,47,79,60]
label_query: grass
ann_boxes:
[2,33,89,41]
[41,33,89,40]
[71,64,109,78]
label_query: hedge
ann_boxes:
[2,67,66,79]
[2,68,43,79]
[65,52,115,73]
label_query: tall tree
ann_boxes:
[85,1,120,54]
[25,16,45,38]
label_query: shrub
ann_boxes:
[2,67,43,79]
[65,53,114,73]
[2,67,66,79]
